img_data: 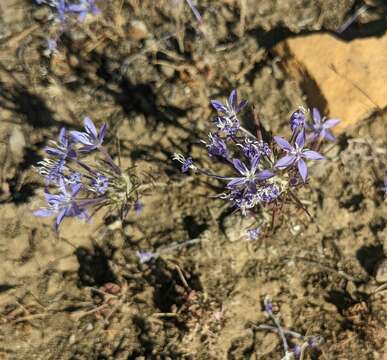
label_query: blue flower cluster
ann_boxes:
[35,0,100,23]
[174,90,340,220]
[34,117,140,231]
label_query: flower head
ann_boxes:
[66,171,82,185]
[211,89,247,117]
[307,108,340,142]
[45,127,77,160]
[274,131,325,182]
[67,0,101,22]
[91,173,109,194]
[134,201,143,214]
[173,154,197,173]
[34,178,88,231]
[239,138,271,160]
[37,158,65,184]
[71,117,107,152]
[227,155,274,189]
[211,89,247,137]
[290,108,306,133]
[136,250,159,264]
[247,227,260,240]
[206,133,229,158]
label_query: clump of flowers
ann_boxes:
[34,0,101,55]
[253,296,323,359]
[34,117,148,231]
[35,0,101,23]
[173,89,340,233]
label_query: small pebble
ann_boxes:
[9,127,26,161]
[129,20,149,41]
[375,259,387,283]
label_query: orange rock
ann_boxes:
[275,33,387,132]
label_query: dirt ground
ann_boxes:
[0,1,386,359]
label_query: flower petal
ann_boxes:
[210,100,227,113]
[71,131,93,145]
[256,170,275,181]
[313,108,321,124]
[227,177,246,188]
[98,123,108,142]
[59,127,67,145]
[84,117,98,138]
[295,130,305,148]
[322,130,336,142]
[71,183,82,196]
[78,11,87,22]
[273,136,292,151]
[250,155,260,173]
[323,119,340,128]
[233,158,248,175]
[34,208,53,217]
[229,89,237,110]
[54,208,67,231]
[185,0,202,21]
[275,155,296,168]
[67,4,85,12]
[79,145,97,153]
[303,150,325,160]
[45,147,64,157]
[297,159,308,182]
[237,99,248,113]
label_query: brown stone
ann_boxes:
[275,33,387,132]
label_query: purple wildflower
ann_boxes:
[211,90,247,136]
[91,173,109,194]
[34,178,87,231]
[71,117,107,152]
[136,250,159,264]
[66,171,82,184]
[45,127,77,160]
[292,345,302,357]
[211,89,247,116]
[257,184,281,203]
[134,201,143,214]
[227,155,274,189]
[274,131,325,182]
[247,227,260,240]
[182,157,193,173]
[264,297,273,314]
[239,138,272,160]
[307,108,340,142]
[37,158,65,184]
[206,133,228,158]
[173,154,196,173]
[57,0,66,22]
[290,108,306,133]
[212,116,240,137]
[67,0,101,22]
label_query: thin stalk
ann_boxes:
[98,146,121,175]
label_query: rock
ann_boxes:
[128,20,149,41]
[33,7,50,21]
[275,33,387,132]
[56,256,79,273]
[9,126,25,162]
[375,258,387,284]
